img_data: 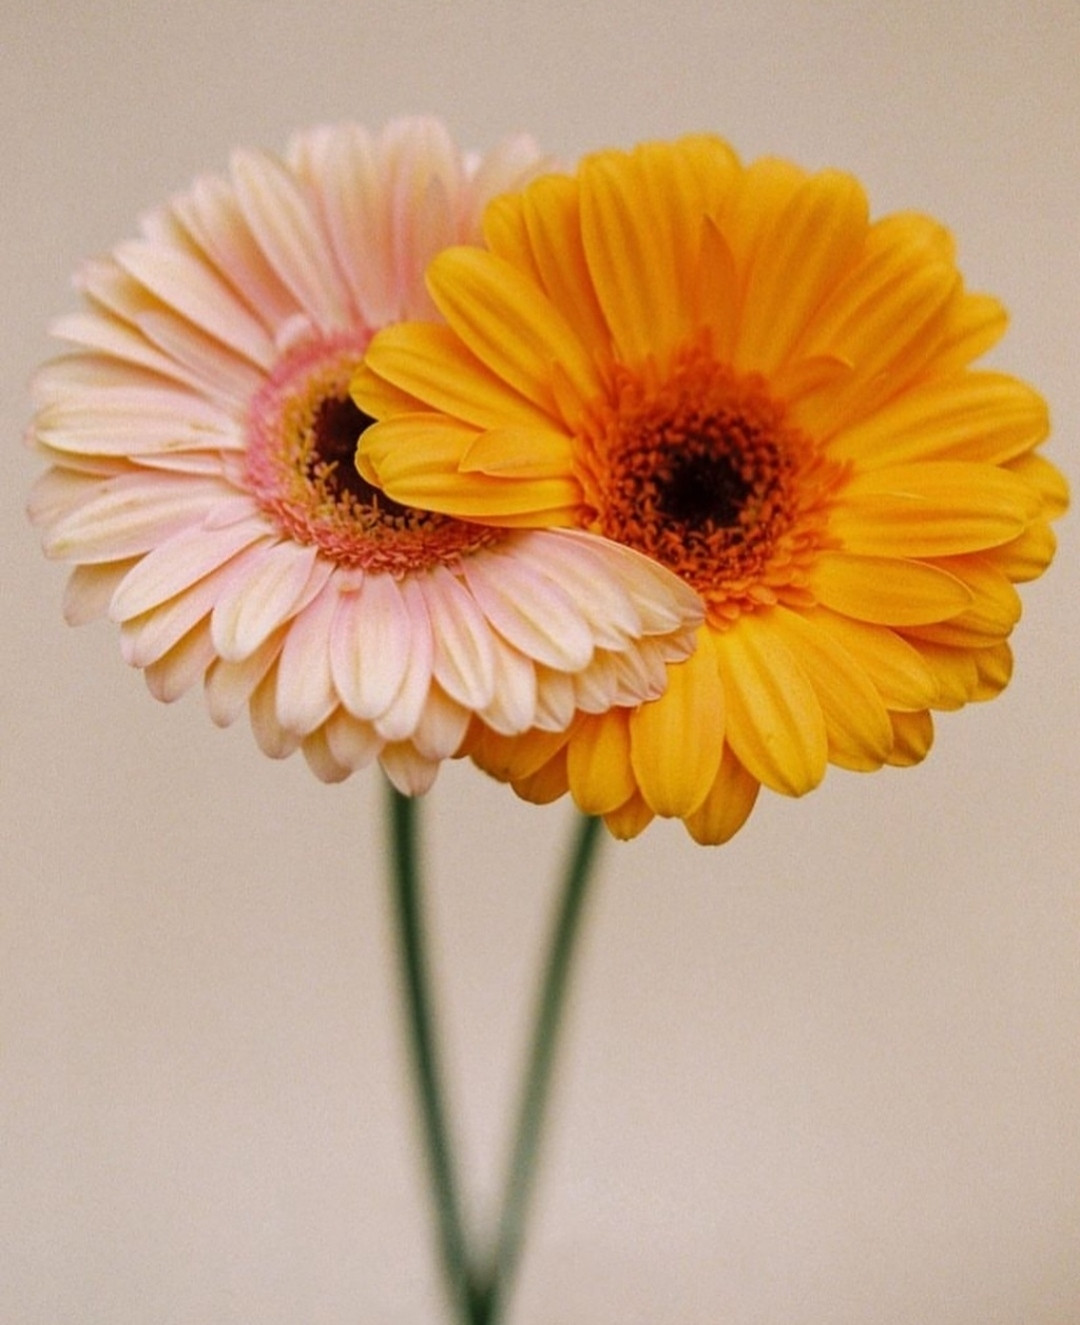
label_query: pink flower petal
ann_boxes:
[378,742,441,796]
[143,620,218,702]
[323,707,384,771]
[329,571,413,720]
[42,475,233,563]
[273,582,341,734]
[210,540,323,661]
[109,521,271,621]
[231,148,350,331]
[204,630,285,727]
[371,576,435,742]
[114,240,276,369]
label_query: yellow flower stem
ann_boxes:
[386,783,480,1325]
[473,811,604,1325]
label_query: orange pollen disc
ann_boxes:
[579,348,845,622]
[245,333,502,573]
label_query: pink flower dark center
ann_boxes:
[245,334,501,572]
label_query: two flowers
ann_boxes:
[28,118,1066,842]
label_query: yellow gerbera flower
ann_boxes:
[353,134,1068,840]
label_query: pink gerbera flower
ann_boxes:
[28,120,702,793]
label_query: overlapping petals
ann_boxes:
[27,121,703,793]
[355,134,1067,839]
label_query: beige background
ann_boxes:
[2,2,1078,1322]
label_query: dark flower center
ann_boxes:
[311,395,411,520]
[656,446,757,530]
[579,347,843,621]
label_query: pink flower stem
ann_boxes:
[387,784,481,1323]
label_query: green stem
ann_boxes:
[386,784,479,1325]
[387,786,604,1325]
[473,812,605,1324]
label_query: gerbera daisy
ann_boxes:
[27,121,703,794]
[353,133,1067,836]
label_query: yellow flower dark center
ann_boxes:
[580,347,842,622]
[246,333,501,573]
[657,447,759,529]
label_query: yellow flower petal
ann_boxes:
[971,642,1013,701]
[627,628,725,815]
[716,155,807,274]
[359,414,580,524]
[465,721,569,783]
[485,172,612,361]
[810,551,972,625]
[579,140,728,366]
[694,217,741,362]
[481,189,544,286]
[1007,452,1070,519]
[768,606,894,771]
[579,151,673,365]
[900,555,1021,648]
[426,247,603,414]
[460,425,575,479]
[827,372,1049,469]
[832,462,1041,557]
[512,745,571,804]
[734,170,869,376]
[886,709,934,766]
[798,608,940,711]
[930,292,1008,376]
[356,410,471,486]
[903,640,980,710]
[351,358,431,418]
[684,744,761,846]
[566,710,636,815]
[602,791,655,840]
[358,321,555,430]
[791,223,959,436]
[714,614,827,796]
[982,521,1057,583]
[629,137,739,351]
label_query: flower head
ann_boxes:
[354,134,1068,836]
[28,121,702,794]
